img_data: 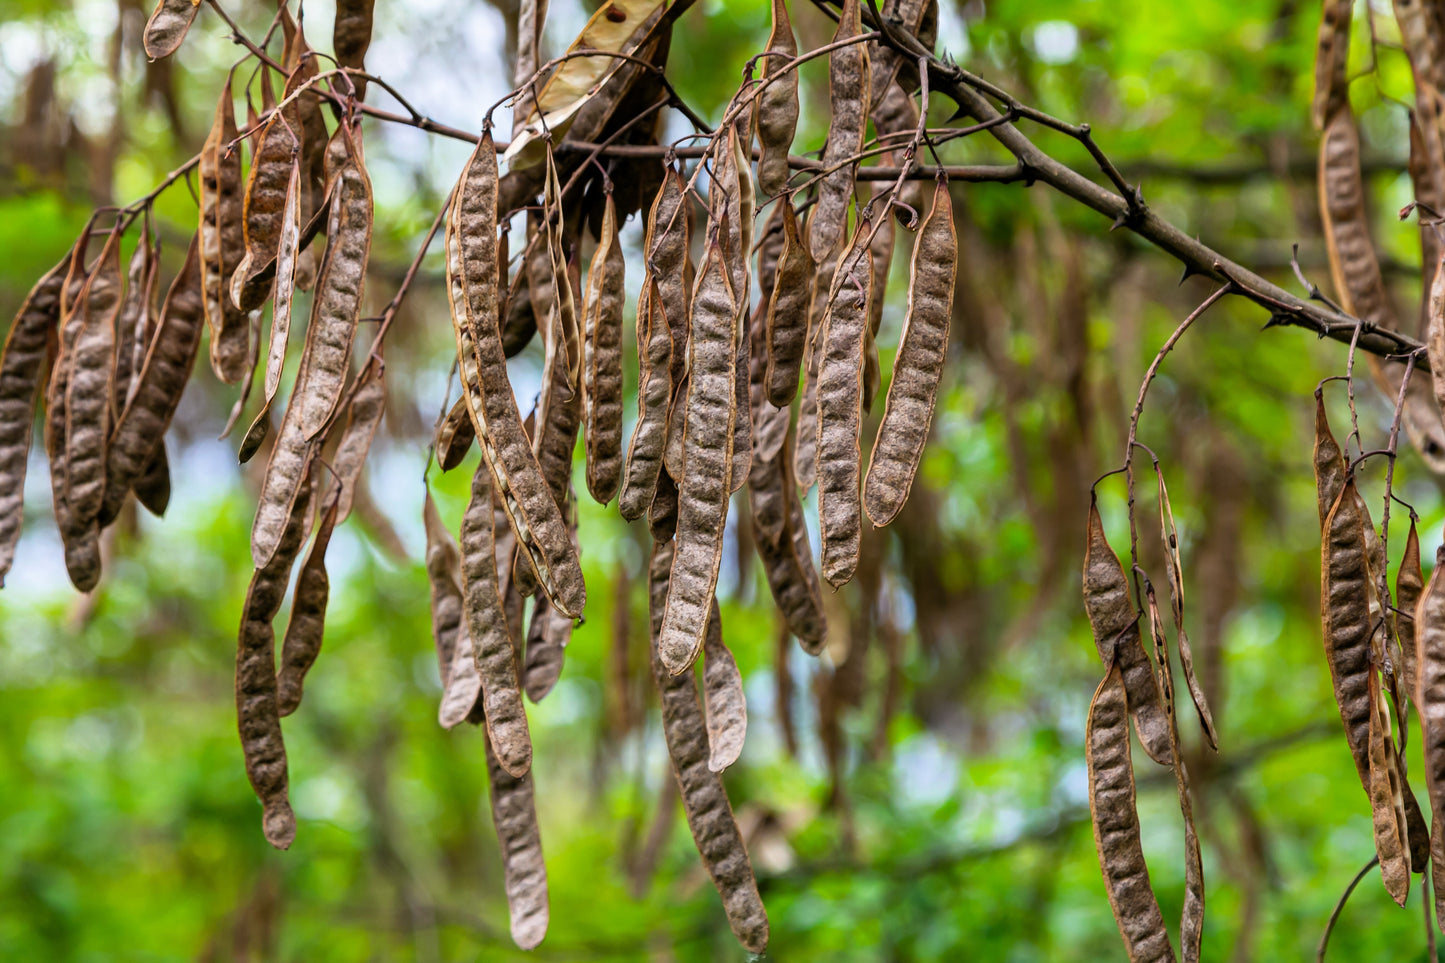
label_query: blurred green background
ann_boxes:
[2,0,1443,959]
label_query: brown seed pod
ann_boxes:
[764,198,814,407]
[756,0,799,196]
[748,423,827,653]
[424,492,483,728]
[792,255,837,490]
[1313,387,1346,530]
[484,731,550,951]
[232,116,299,312]
[0,255,67,583]
[112,230,151,420]
[1417,544,1445,928]
[1082,500,1174,766]
[658,243,738,676]
[134,443,171,517]
[1311,0,1353,130]
[436,397,476,472]
[241,159,302,464]
[1399,520,1424,701]
[236,474,314,850]
[1087,660,1176,963]
[329,366,386,524]
[816,223,873,588]
[524,592,573,703]
[702,600,747,772]
[1368,666,1411,904]
[276,492,339,717]
[582,192,626,504]
[864,178,956,527]
[811,0,870,263]
[860,187,896,413]
[1154,471,1218,751]
[649,536,769,954]
[333,0,375,99]
[531,305,583,515]
[143,0,200,60]
[461,459,532,778]
[298,155,373,441]
[199,74,251,385]
[63,228,123,526]
[644,164,692,391]
[543,149,581,391]
[98,236,205,529]
[250,380,316,569]
[620,280,674,520]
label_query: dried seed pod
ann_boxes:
[461,460,532,778]
[620,280,674,520]
[143,0,200,59]
[199,75,251,385]
[250,380,316,569]
[582,192,626,504]
[1082,500,1174,766]
[1087,660,1176,963]
[0,255,67,583]
[748,424,827,652]
[1313,388,1346,530]
[658,243,737,675]
[1312,0,1353,130]
[764,198,814,406]
[333,0,375,99]
[1399,520,1424,701]
[543,150,580,391]
[1417,544,1445,928]
[242,159,302,464]
[425,492,483,728]
[860,192,895,414]
[864,179,954,526]
[329,366,386,523]
[792,255,836,490]
[702,600,747,772]
[446,139,587,620]
[524,592,573,703]
[134,443,171,517]
[816,224,873,587]
[484,731,550,951]
[436,397,476,472]
[276,491,338,717]
[811,0,870,263]
[1368,666,1411,903]
[727,128,754,492]
[756,0,799,196]
[649,537,769,954]
[236,476,314,850]
[99,236,205,528]
[298,155,373,441]
[232,116,299,311]
[644,164,692,390]
[219,310,262,441]
[1154,471,1218,751]
[63,228,123,526]
[112,231,151,419]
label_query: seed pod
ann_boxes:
[649,537,769,954]
[99,237,205,528]
[748,424,827,652]
[63,227,123,526]
[1417,545,1445,928]
[281,48,329,234]
[250,384,316,569]
[756,0,799,196]
[446,139,587,619]
[620,281,674,520]
[425,492,483,728]
[236,476,314,850]
[0,255,67,583]
[1312,0,1353,130]
[241,159,303,463]
[199,75,251,385]
[543,149,581,391]
[1082,500,1174,766]
[1399,520,1424,701]
[811,0,870,263]
[112,230,151,420]
[276,492,339,717]
[525,592,573,703]
[134,442,171,517]
[1313,388,1346,530]
[461,459,532,778]
[232,116,299,312]
[436,397,475,472]
[330,366,386,524]
[333,0,375,99]
[864,178,956,527]
[816,224,873,587]
[484,731,550,950]
[658,243,737,676]
[143,0,199,59]
[582,192,626,504]
[531,305,583,513]
[1087,660,1175,963]
[298,155,372,441]
[764,198,814,406]
[702,600,746,772]
[1368,666,1411,903]
[1154,471,1218,751]
[644,164,692,390]
[792,255,836,490]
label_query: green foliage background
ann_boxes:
[1,0,1442,959]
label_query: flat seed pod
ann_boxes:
[1417,544,1445,929]
[701,600,747,772]
[298,156,372,440]
[112,231,150,420]
[756,0,799,196]
[748,424,827,652]
[649,536,769,954]
[764,198,814,406]
[1368,667,1411,903]
[330,366,386,524]
[582,192,626,504]
[236,477,313,850]
[250,377,316,569]
[199,75,251,385]
[436,397,475,472]
[0,255,67,583]
[816,224,873,587]
[620,280,673,520]
[658,243,737,676]
[484,732,550,951]
[1082,500,1174,766]
[811,0,870,263]
[275,492,339,717]
[1399,520,1424,701]
[1154,471,1218,751]
[644,165,692,391]
[864,178,955,527]
[531,307,583,515]
[63,228,123,526]
[99,236,205,528]
[242,159,302,463]
[524,592,573,703]
[1313,388,1346,530]
[425,492,484,728]
[134,442,171,517]
[232,116,298,312]
[143,0,200,60]
[1087,660,1176,963]
[1311,0,1353,130]
[333,0,375,99]
[792,255,836,490]
[461,460,532,778]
